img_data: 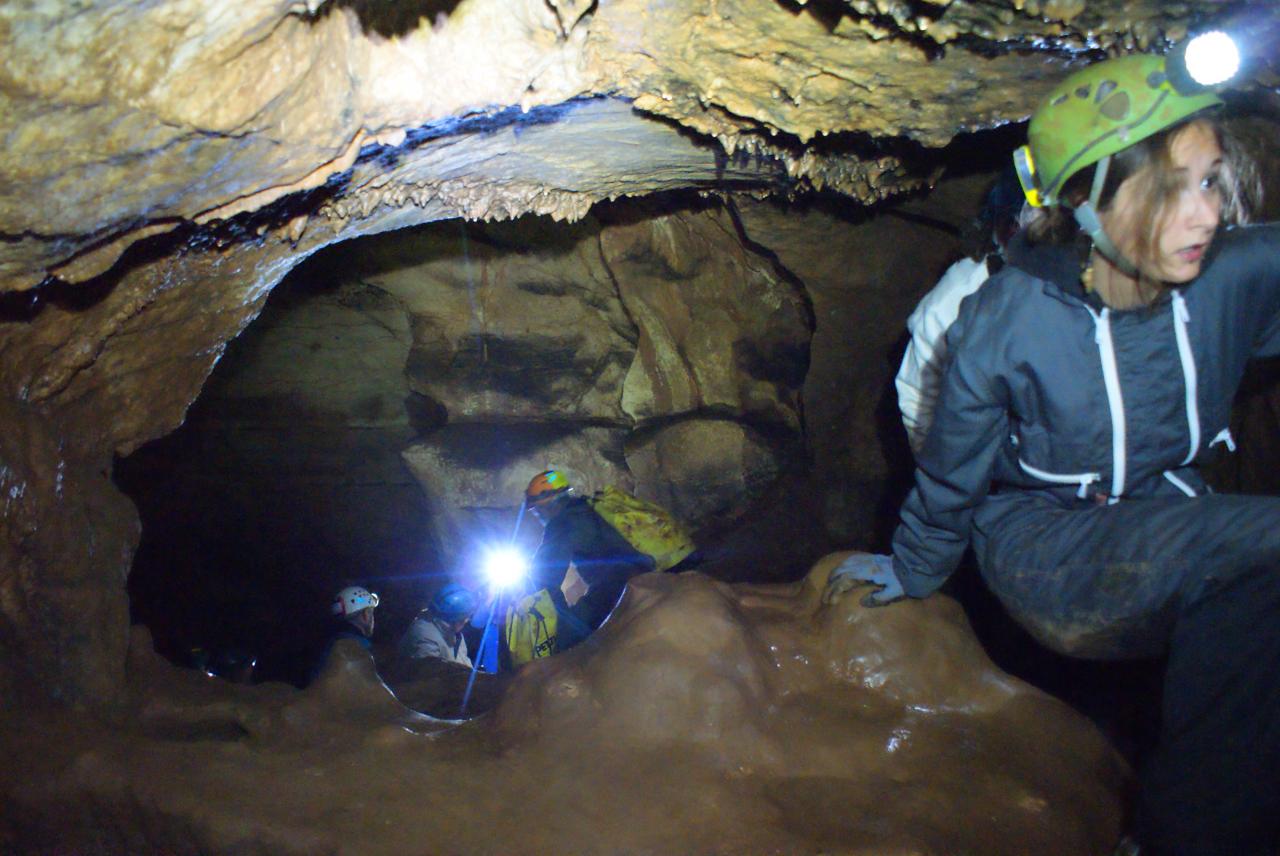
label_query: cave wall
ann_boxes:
[734,183,990,543]
[115,198,819,664]
[113,261,433,677]
[390,202,813,568]
[0,394,137,709]
[0,235,299,708]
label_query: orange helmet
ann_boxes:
[525,469,571,505]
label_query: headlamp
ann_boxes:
[483,546,528,590]
[1167,31,1241,93]
[1012,145,1043,208]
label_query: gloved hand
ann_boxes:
[822,553,906,608]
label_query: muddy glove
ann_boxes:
[822,553,906,607]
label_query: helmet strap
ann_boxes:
[1072,155,1140,279]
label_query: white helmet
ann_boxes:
[332,586,379,616]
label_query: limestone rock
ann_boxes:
[0,0,590,289]
[625,417,785,525]
[604,204,811,429]
[1,0,1234,293]
[354,217,637,424]
[732,193,977,540]
[0,393,137,709]
[377,204,812,555]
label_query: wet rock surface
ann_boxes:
[0,557,1127,855]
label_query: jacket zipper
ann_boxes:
[1163,470,1197,497]
[1018,458,1101,499]
[1171,291,1200,465]
[1086,306,1126,505]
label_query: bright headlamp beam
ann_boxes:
[483,546,528,590]
[1183,31,1241,86]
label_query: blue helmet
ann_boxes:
[430,583,478,622]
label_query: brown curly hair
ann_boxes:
[1026,113,1261,303]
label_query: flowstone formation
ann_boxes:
[0,557,1127,855]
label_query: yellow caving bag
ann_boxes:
[588,485,696,573]
[504,588,558,668]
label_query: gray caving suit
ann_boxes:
[891,223,1280,856]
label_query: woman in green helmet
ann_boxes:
[828,47,1278,854]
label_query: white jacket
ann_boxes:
[895,256,993,453]
[398,616,471,668]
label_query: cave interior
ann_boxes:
[2,1,1280,853]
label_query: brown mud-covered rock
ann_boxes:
[0,556,1127,855]
[383,656,508,720]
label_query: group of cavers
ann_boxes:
[196,43,1278,855]
[315,469,700,705]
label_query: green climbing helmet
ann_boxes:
[1014,53,1223,209]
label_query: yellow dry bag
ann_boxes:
[503,589,558,667]
[588,485,696,573]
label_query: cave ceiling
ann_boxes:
[0,0,1246,295]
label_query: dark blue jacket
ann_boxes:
[531,496,653,646]
[892,223,1280,597]
[308,621,372,685]
[531,496,653,593]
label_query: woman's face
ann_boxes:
[1103,120,1224,284]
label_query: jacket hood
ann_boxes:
[1005,231,1098,307]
